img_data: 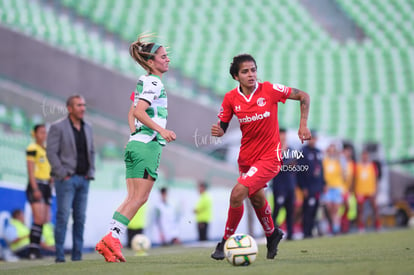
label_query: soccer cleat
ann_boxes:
[96,239,118,262]
[211,239,225,260]
[28,247,42,260]
[28,252,42,260]
[98,233,126,262]
[266,228,284,259]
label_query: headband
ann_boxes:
[146,43,162,60]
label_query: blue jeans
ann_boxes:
[54,175,89,261]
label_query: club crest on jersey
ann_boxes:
[246,166,258,177]
[241,166,258,179]
[235,105,241,112]
[257,97,266,107]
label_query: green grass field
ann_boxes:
[1,229,413,275]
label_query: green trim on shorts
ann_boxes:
[124,140,162,180]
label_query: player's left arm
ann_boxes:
[288,88,311,143]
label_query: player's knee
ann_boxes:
[250,197,264,209]
[126,193,148,210]
[249,190,266,208]
[230,195,243,207]
[230,187,246,207]
[33,216,43,225]
[140,195,149,206]
[135,195,149,208]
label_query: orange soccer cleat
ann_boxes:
[96,239,117,262]
[96,233,126,262]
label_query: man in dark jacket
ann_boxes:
[297,131,325,238]
[271,128,296,240]
[47,95,95,262]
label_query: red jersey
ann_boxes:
[218,82,291,167]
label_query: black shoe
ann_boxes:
[266,228,284,259]
[29,252,43,260]
[211,239,225,260]
[28,247,42,260]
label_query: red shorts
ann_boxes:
[238,159,281,197]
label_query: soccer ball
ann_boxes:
[224,234,258,266]
[131,234,151,255]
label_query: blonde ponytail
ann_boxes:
[129,33,161,73]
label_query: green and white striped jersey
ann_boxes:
[129,74,168,146]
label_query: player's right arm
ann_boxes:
[134,100,176,142]
[46,124,68,180]
[133,78,175,142]
[211,121,228,137]
[26,146,42,200]
[211,94,233,137]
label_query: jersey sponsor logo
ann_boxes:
[235,105,241,112]
[238,111,270,123]
[273,83,289,95]
[257,97,266,107]
[142,90,156,95]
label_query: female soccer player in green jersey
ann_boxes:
[96,34,176,262]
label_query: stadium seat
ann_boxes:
[9,107,27,132]
[0,103,9,124]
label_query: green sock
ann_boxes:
[112,211,130,226]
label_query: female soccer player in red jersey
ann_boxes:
[211,54,311,260]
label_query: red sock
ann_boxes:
[254,200,275,237]
[341,213,349,233]
[375,218,381,230]
[224,205,244,240]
